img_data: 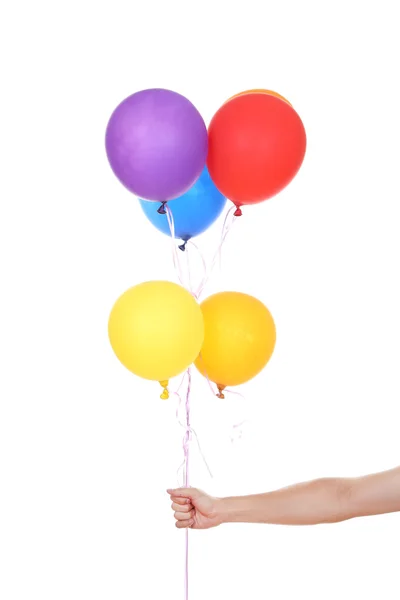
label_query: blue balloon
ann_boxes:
[139,167,226,246]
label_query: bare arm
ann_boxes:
[219,466,400,525]
[168,466,400,529]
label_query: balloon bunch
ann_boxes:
[106,87,306,600]
[106,87,306,400]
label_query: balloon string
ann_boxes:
[173,370,213,486]
[165,204,237,301]
[196,354,247,443]
[186,240,207,295]
[164,205,237,600]
[219,205,237,273]
[182,367,190,600]
[162,211,196,600]
[185,242,193,296]
[171,368,213,600]
[183,368,191,600]
[222,388,249,443]
[165,205,190,292]
[196,205,237,298]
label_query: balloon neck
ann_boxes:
[216,384,226,399]
[178,241,187,252]
[234,206,243,217]
[159,380,170,400]
[157,202,167,215]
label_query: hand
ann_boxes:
[167,488,223,530]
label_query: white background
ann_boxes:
[1,1,399,598]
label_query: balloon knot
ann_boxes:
[157,202,167,215]
[216,384,226,399]
[159,380,170,400]
[234,206,243,217]
[178,241,187,252]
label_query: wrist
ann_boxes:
[214,497,230,525]
[215,496,251,524]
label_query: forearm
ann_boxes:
[217,467,400,526]
[217,477,355,526]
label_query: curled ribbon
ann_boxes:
[163,205,238,600]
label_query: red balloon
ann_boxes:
[207,94,306,211]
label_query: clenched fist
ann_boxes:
[167,488,223,530]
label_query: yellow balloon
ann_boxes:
[226,88,292,107]
[109,281,204,398]
[194,292,276,395]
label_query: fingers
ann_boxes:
[172,503,195,529]
[167,488,199,529]
[167,488,191,498]
[170,496,191,507]
[172,502,193,513]
[167,487,200,500]
[175,519,194,529]
[174,508,194,520]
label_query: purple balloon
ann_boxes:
[105,89,208,202]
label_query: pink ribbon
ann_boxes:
[197,352,248,443]
[182,368,191,600]
[164,205,238,600]
[165,204,237,300]
[171,368,213,600]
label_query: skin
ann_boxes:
[167,466,400,529]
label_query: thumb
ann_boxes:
[167,487,201,500]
